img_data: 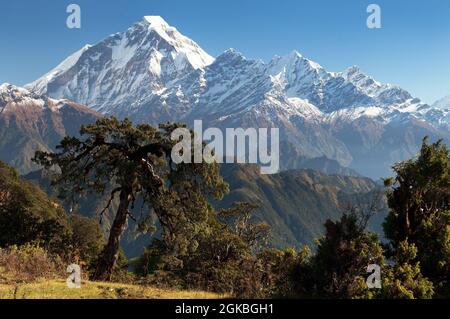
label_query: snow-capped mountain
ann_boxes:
[27,16,213,122]
[0,83,99,173]
[26,16,450,179]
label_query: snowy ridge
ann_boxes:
[27,45,92,95]
[1,83,73,112]
[26,16,215,116]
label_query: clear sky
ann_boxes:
[1,0,449,104]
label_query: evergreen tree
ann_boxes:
[306,210,385,298]
[381,240,434,299]
[384,138,450,295]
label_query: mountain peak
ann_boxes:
[143,15,169,27]
[271,50,302,62]
[0,82,12,91]
[268,51,325,79]
[277,51,324,71]
[344,65,361,75]
[220,48,246,59]
[141,16,177,36]
[433,93,450,110]
[26,16,215,103]
[139,16,214,70]
[287,50,303,59]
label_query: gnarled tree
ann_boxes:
[34,117,228,281]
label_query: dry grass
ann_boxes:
[0,279,227,299]
[0,246,227,299]
[0,245,227,299]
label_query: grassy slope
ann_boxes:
[0,280,225,299]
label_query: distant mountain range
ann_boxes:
[1,81,380,256]
[0,83,356,176]
[22,16,449,179]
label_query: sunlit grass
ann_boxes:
[0,279,227,299]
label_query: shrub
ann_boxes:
[259,247,311,298]
[0,244,65,282]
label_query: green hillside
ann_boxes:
[218,164,386,248]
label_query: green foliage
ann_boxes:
[280,138,448,299]
[0,161,69,253]
[68,215,105,268]
[0,161,104,268]
[271,210,434,299]
[14,129,447,299]
[136,202,272,298]
[0,205,67,253]
[133,138,449,299]
[218,202,271,254]
[384,138,450,296]
[182,227,258,297]
[258,247,311,298]
[380,240,434,299]
[303,211,385,298]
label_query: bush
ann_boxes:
[380,241,434,299]
[259,247,311,298]
[0,244,65,282]
[135,227,271,298]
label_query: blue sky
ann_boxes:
[0,0,449,104]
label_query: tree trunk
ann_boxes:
[93,188,132,281]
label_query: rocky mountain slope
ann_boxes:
[0,83,99,173]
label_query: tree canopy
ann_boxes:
[384,138,450,295]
